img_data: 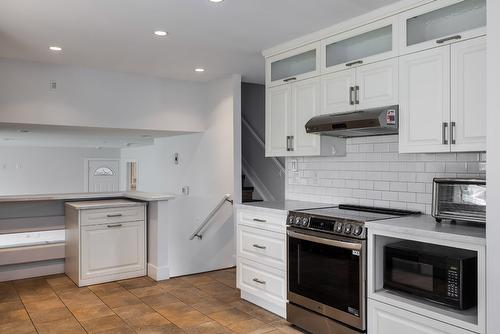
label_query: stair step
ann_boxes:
[242,186,254,191]
[242,199,264,203]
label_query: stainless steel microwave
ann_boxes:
[432,178,486,223]
[384,240,477,310]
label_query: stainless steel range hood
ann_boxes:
[305,105,399,138]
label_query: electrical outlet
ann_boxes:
[290,159,298,172]
[49,80,57,91]
[173,153,179,165]
[182,186,190,196]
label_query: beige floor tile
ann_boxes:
[35,316,87,334]
[192,297,234,314]
[180,275,216,286]
[208,308,253,326]
[141,292,179,309]
[158,278,192,291]
[99,291,143,308]
[125,312,171,327]
[59,288,103,308]
[228,318,276,334]
[0,300,24,312]
[0,284,19,303]
[167,309,211,329]
[70,303,115,321]
[118,277,157,290]
[29,305,74,324]
[23,295,65,312]
[184,320,233,334]
[230,300,261,313]
[94,327,136,334]
[197,282,236,296]
[80,314,128,333]
[0,319,37,334]
[130,285,167,298]
[133,323,185,334]
[89,282,128,296]
[113,302,156,320]
[169,287,210,305]
[155,301,193,319]
[0,308,30,325]
[247,308,283,323]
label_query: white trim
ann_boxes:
[262,0,435,58]
[147,263,170,281]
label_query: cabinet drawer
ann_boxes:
[80,220,145,280]
[238,209,287,233]
[238,225,285,270]
[368,299,473,334]
[238,258,286,304]
[80,206,145,226]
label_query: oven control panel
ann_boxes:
[287,212,366,239]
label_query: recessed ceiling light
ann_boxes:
[49,46,62,51]
[154,30,168,37]
[141,134,153,138]
[209,0,224,3]
[195,68,205,73]
[19,129,30,133]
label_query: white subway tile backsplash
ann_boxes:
[285,135,485,214]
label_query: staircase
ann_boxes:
[242,175,263,203]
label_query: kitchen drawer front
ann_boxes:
[238,257,286,304]
[238,225,286,270]
[80,220,145,280]
[81,205,145,226]
[238,208,287,233]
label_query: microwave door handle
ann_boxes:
[287,230,362,251]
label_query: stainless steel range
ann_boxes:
[286,204,420,334]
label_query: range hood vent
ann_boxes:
[305,105,399,138]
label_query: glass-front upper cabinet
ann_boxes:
[266,42,321,87]
[322,17,398,74]
[399,0,486,55]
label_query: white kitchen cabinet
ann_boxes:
[399,36,486,153]
[451,36,486,152]
[322,58,398,115]
[399,46,451,153]
[266,42,320,88]
[368,299,474,334]
[266,76,345,157]
[322,16,398,74]
[236,205,287,317]
[65,200,146,287]
[399,0,486,55]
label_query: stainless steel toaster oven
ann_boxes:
[432,178,486,223]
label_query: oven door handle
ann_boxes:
[287,230,362,251]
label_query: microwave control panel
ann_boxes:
[447,268,459,298]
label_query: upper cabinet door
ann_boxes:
[266,85,290,157]
[399,46,451,153]
[451,36,486,152]
[290,77,321,156]
[356,58,398,110]
[399,0,486,55]
[321,69,356,115]
[266,42,321,87]
[322,17,398,74]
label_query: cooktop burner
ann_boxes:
[287,204,421,239]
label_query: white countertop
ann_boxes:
[0,191,175,203]
[65,199,146,210]
[236,200,335,212]
[366,214,486,245]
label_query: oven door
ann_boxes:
[287,228,366,331]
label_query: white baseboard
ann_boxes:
[0,259,64,282]
[148,263,170,281]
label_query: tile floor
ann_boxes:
[0,268,306,334]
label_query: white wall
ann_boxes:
[0,146,120,195]
[121,75,240,276]
[487,0,499,331]
[0,58,207,132]
[286,136,485,214]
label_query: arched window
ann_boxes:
[94,166,114,176]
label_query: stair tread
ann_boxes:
[242,186,254,191]
[242,199,264,203]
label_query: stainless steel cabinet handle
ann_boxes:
[286,136,291,151]
[252,244,267,250]
[354,85,360,105]
[346,60,363,67]
[252,278,266,285]
[436,35,462,44]
[349,86,354,105]
[451,122,456,145]
[107,213,123,218]
[290,136,294,152]
[283,77,297,82]
[107,224,123,228]
[442,122,449,145]
[253,218,267,223]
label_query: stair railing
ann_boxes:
[189,194,233,240]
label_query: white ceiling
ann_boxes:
[0,0,398,83]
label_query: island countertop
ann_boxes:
[0,191,175,203]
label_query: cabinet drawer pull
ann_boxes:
[252,278,266,285]
[451,121,456,145]
[354,85,360,105]
[346,60,363,67]
[436,35,462,44]
[442,122,449,145]
[283,77,297,82]
[349,86,355,105]
[253,218,267,223]
[107,224,123,228]
[252,244,267,250]
[106,213,123,218]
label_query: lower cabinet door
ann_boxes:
[368,299,473,334]
[81,221,145,280]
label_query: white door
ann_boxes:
[80,221,145,280]
[321,69,356,115]
[399,46,451,153]
[266,85,290,157]
[451,36,487,152]
[87,159,120,192]
[290,77,321,156]
[356,58,398,110]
